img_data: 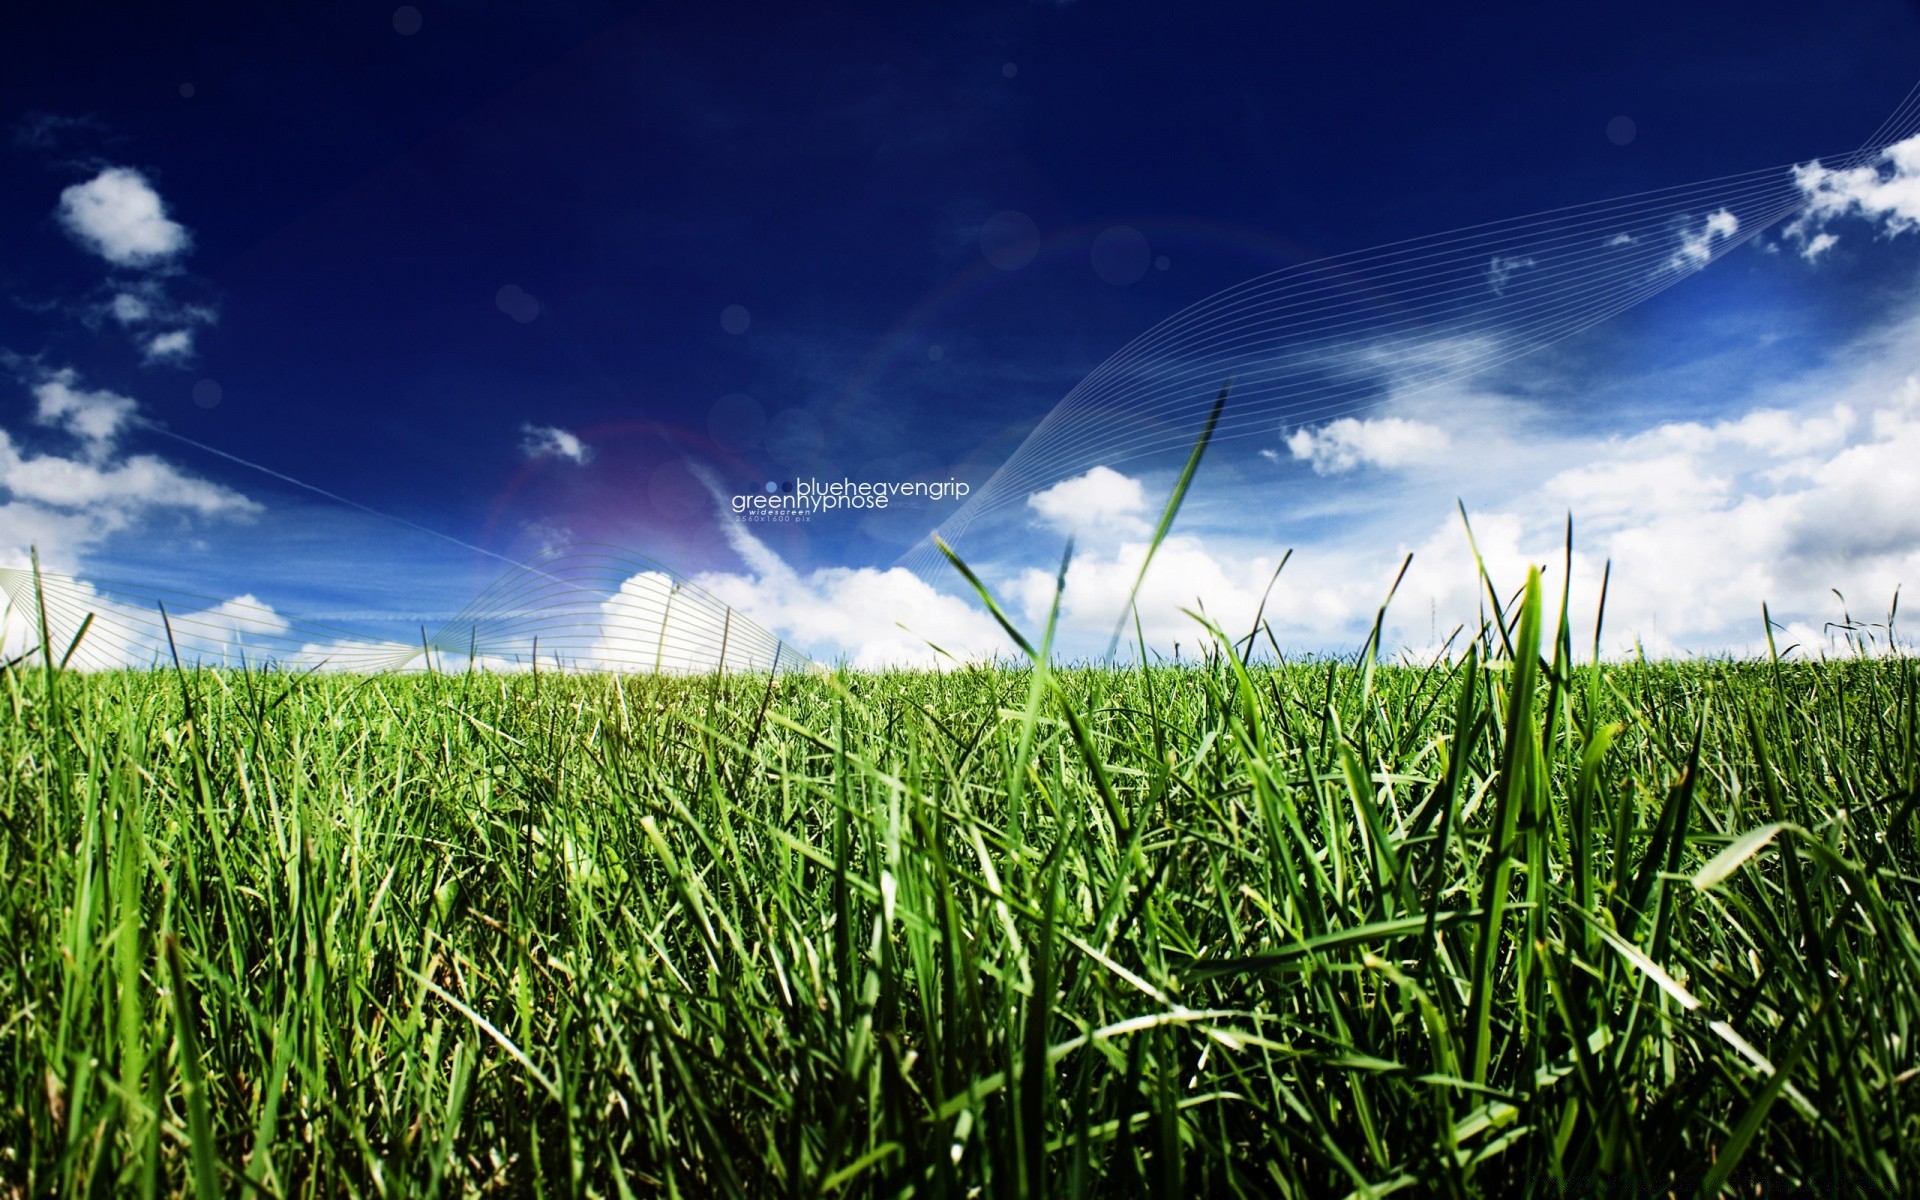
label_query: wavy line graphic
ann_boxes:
[897,82,1920,574]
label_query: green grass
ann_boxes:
[2,577,1918,1196]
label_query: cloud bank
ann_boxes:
[664,289,1920,668]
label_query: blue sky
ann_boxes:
[5,1,1920,666]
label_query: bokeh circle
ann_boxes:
[980,211,1040,270]
[707,392,767,452]
[1091,225,1151,285]
[495,285,539,323]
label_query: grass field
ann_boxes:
[3,567,1918,1197]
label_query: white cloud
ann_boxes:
[46,174,218,361]
[910,302,1920,665]
[0,433,257,518]
[1800,231,1838,260]
[99,286,217,356]
[683,509,1010,669]
[520,423,592,465]
[144,330,193,362]
[285,636,419,673]
[1669,208,1739,271]
[0,576,296,671]
[642,285,1920,668]
[632,314,1920,666]
[1,370,259,570]
[197,594,291,636]
[1285,415,1449,475]
[1787,131,1920,260]
[1486,254,1534,294]
[110,292,151,324]
[1026,465,1149,537]
[369,292,1920,671]
[1243,311,1920,657]
[997,391,1915,662]
[56,167,190,267]
[585,571,682,670]
[33,370,135,454]
[1007,533,1292,654]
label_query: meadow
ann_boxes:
[2,561,1917,1198]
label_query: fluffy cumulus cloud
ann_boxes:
[56,167,190,267]
[1026,464,1149,537]
[682,517,1010,669]
[520,423,592,465]
[1416,383,1920,658]
[1787,131,1920,260]
[1284,415,1449,475]
[584,571,682,670]
[1007,533,1291,654]
[992,397,1918,662]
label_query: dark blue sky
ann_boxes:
[3,1,1919,649]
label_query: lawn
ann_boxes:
[3,572,1917,1196]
